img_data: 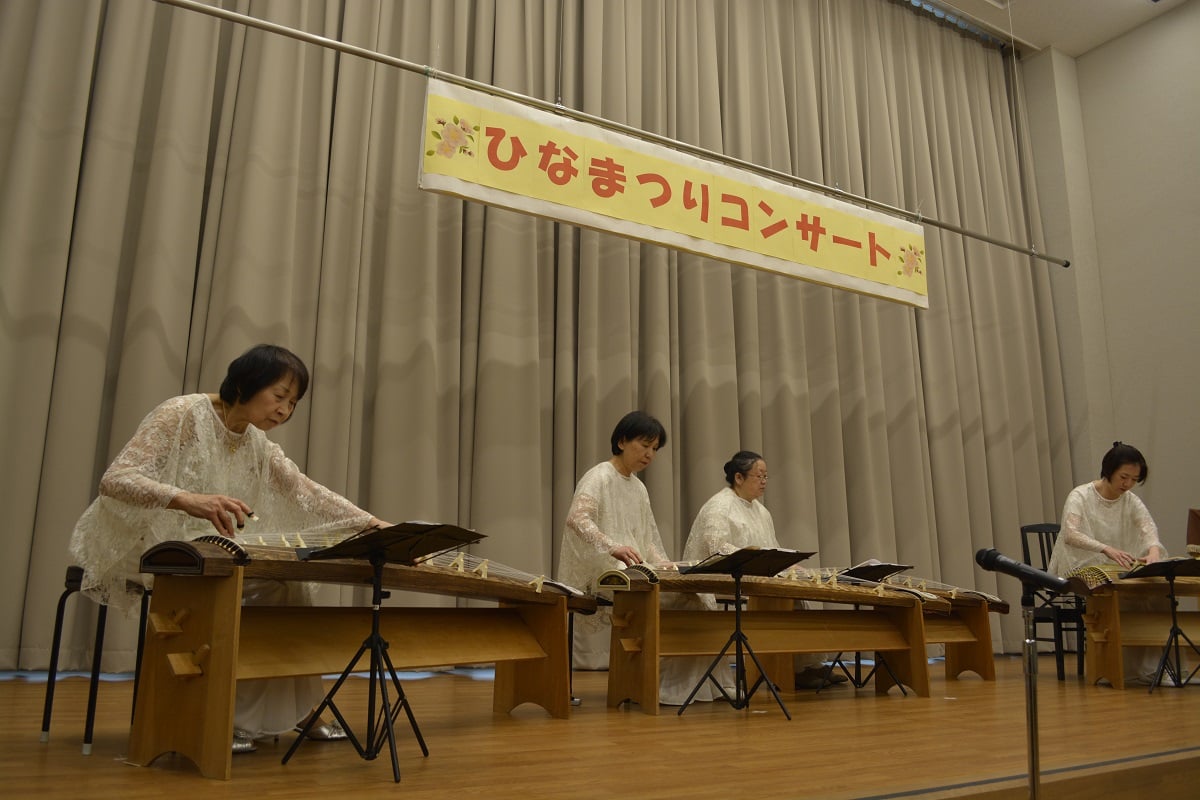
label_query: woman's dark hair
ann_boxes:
[610,411,667,455]
[1100,441,1148,484]
[219,344,310,405]
[723,450,764,486]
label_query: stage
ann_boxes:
[9,654,1199,798]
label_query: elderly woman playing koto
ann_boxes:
[70,344,390,751]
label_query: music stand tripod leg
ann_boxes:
[677,636,739,715]
[1185,659,1200,687]
[1149,574,1200,693]
[284,642,366,755]
[872,653,909,697]
[823,608,876,691]
[372,642,429,759]
[829,651,905,696]
[740,634,792,719]
[827,650,870,689]
[282,555,428,783]
[367,640,403,782]
[678,572,791,719]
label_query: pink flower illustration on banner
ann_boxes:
[427,114,479,159]
[897,244,925,278]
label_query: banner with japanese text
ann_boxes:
[418,79,928,308]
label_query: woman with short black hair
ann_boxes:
[1049,441,1164,577]
[70,343,390,750]
[1048,441,1166,685]
[557,410,671,669]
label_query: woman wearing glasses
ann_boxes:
[659,450,842,703]
[681,451,775,558]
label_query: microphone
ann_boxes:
[974,548,1077,595]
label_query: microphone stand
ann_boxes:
[975,548,1094,800]
[1020,582,1041,800]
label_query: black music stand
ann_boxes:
[824,640,907,694]
[282,522,484,782]
[1119,558,1200,693]
[677,548,811,719]
[825,563,914,693]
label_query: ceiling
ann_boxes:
[922,0,1191,57]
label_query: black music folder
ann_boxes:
[840,559,913,583]
[683,547,814,577]
[1120,557,1200,580]
[301,521,484,565]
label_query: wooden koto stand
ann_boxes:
[917,587,1006,682]
[1084,574,1200,688]
[126,540,595,780]
[604,571,1004,714]
[606,572,937,714]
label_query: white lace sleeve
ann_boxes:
[644,514,669,564]
[683,501,737,561]
[70,393,374,614]
[1049,484,1166,576]
[262,445,373,529]
[97,396,193,508]
[565,492,618,555]
[1059,499,1106,553]
[556,461,668,594]
[1129,493,1165,557]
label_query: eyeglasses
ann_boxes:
[746,472,768,482]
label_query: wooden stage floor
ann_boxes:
[7,654,1199,799]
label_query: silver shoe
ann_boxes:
[297,719,347,741]
[232,731,258,754]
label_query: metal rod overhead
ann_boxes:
[152,0,1070,269]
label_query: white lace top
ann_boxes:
[1047,481,1164,576]
[69,393,373,612]
[556,460,669,593]
[682,487,779,560]
[669,487,779,613]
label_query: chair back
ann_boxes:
[1018,521,1085,680]
[1020,523,1060,572]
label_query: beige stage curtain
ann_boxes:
[1,0,1072,671]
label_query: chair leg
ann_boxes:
[82,604,107,755]
[1075,624,1086,676]
[40,586,77,743]
[131,589,151,722]
[568,611,582,706]
[1052,617,1066,681]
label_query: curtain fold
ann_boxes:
[3,0,1067,670]
[1,0,109,668]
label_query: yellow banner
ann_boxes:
[419,79,927,308]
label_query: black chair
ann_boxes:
[1020,523,1086,680]
[40,566,150,754]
